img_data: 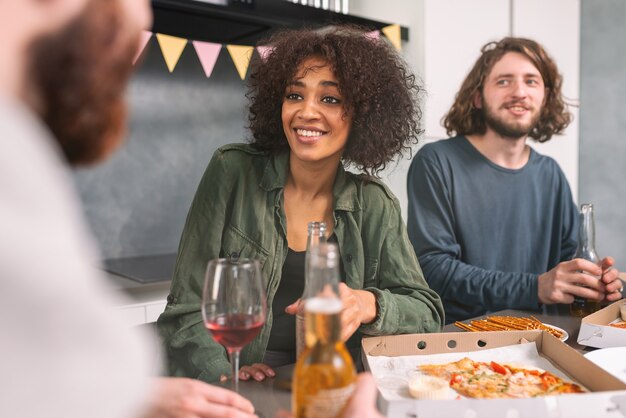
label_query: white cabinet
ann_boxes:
[109,274,170,326]
[349,0,581,215]
[421,0,580,198]
[114,305,148,326]
[512,0,580,100]
[114,299,168,326]
[513,0,581,200]
[146,301,168,323]
[423,0,511,140]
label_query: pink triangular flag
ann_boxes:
[133,31,153,65]
[256,45,274,62]
[192,41,222,78]
[364,30,380,41]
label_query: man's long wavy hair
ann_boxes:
[247,26,423,176]
[443,37,572,143]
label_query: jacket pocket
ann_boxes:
[221,223,270,269]
[363,256,379,288]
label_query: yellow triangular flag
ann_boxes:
[156,33,188,73]
[227,45,254,80]
[382,24,402,52]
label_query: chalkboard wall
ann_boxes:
[579,0,626,271]
[73,38,248,259]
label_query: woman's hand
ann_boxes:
[285,286,378,342]
[338,284,377,341]
[144,377,256,418]
[237,363,276,382]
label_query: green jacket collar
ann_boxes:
[259,150,361,212]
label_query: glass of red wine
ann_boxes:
[201,258,267,393]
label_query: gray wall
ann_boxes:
[73,38,248,259]
[76,3,626,269]
[580,0,626,270]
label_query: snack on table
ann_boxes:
[419,357,585,398]
[454,315,564,339]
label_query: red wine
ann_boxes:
[205,314,264,349]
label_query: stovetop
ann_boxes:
[103,253,177,284]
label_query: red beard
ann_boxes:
[28,0,141,166]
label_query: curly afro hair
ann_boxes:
[246,25,423,176]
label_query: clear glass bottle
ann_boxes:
[296,221,327,358]
[570,203,601,317]
[292,243,356,418]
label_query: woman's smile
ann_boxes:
[282,57,351,165]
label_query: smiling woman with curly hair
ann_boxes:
[157,25,443,385]
[248,26,424,175]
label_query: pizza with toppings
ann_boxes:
[419,357,585,398]
[609,321,626,329]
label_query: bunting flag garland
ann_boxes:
[133,31,153,64]
[132,25,402,78]
[156,33,188,73]
[382,24,402,51]
[192,41,222,78]
[256,45,275,62]
[364,30,380,41]
[226,45,254,80]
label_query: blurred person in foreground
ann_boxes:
[407,37,623,324]
[0,1,386,417]
[158,26,443,384]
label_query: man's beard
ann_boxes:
[28,0,140,166]
[482,97,541,140]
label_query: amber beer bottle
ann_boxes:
[292,243,356,418]
[570,203,601,317]
[296,222,327,358]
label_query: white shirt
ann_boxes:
[0,96,156,418]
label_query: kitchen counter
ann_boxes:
[107,271,171,325]
[103,253,175,325]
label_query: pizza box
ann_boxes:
[362,330,626,418]
[577,299,626,348]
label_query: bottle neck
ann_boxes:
[306,222,327,250]
[304,222,329,298]
[304,242,340,299]
[576,204,598,258]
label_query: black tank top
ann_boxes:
[266,247,306,353]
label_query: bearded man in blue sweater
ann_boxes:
[407,37,623,323]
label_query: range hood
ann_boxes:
[151,0,409,44]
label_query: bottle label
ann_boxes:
[303,383,355,418]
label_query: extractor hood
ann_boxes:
[151,0,409,45]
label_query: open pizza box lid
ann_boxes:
[361,330,626,418]
[578,299,626,348]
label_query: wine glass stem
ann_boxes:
[229,349,241,393]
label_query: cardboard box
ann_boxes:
[362,330,626,418]
[578,300,626,348]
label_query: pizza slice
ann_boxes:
[419,357,585,398]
